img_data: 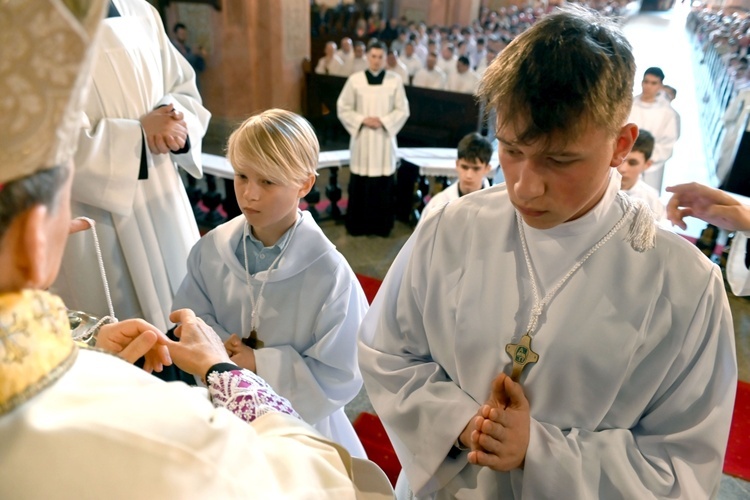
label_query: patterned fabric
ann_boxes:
[207,369,300,422]
[0,290,77,415]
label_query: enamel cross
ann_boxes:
[505,333,539,382]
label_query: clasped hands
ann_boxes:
[140,103,188,155]
[362,116,383,129]
[458,373,531,472]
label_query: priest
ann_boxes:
[51,0,211,333]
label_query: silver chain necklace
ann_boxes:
[505,192,634,381]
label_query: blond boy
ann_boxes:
[173,109,368,458]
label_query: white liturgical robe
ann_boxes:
[52,0,210,332]
[412,67,447,90]
[0,349,357,498]
[623,179,666,221]
[359,174,736,499]
[446,70,479,94]
[172,212,368,457]
[419,179,490,223]
[337,70,410,177]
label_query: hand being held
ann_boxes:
[96,319,172,373]
[168,309,231,379]
[140,104,188,155]
[225,333,257,373]
[468,372,531,471]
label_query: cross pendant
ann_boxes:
[505,333,539,382]
[241,329,265,349]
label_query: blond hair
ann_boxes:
[226,109,319,186]
[477,5,634,145]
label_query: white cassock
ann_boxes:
[400,54,424,79]
[52,0,210,332]
[623,180,666,221]
[351,57,368,74]
[419,179,490,224]
[437,56,457,77]
[337,50,355,76]
[172,212,368,458]
[446,70,480,94]
[388,64,409,85]
[337,70,410,177]
[628,94,679,191]
[0,349,357,498]
[727,231,750,296]
[412,67,447,90]
[315,54,347,77]
[359,175,736,499]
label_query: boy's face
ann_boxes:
[233,165,313,244]
[617,150,651,191]
[456,158,491,195]
[497,114,636,229]
[641,74,662,100]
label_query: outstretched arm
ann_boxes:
[666,182,750,231]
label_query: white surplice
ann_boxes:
[419,179,490,224]
[337,70,410,177]
[623,179,666,221]
[446,70,480,94]
[52,0,210,333]
[412,67,447,90]
[172,212,368,458]
[0,349,357,499]
[359,174,736,499]
[628,94,679,191]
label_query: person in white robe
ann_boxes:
[412,52,447,90]
[316,40,347,77]
[436,44,458,77]
[419,133,494,224]
[172,109,368,458]
[337,40,410,237]
[351,41,369,74]
[400,41,424,81]
[446,56,480,94]
[617,129,666,221]
[387,49,410,85]
[337,37,355,75]
[359,9,736,499]
[51,0,211,334]
[0,3,358,497]
[627,67,679,193]
[667,181,750,295]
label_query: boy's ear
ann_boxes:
[644,159,653,171]
[0,205,49,291]
[297,174,317,199]
[611,123,638,167]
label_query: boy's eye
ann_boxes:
[261,179,275,186]
[235,173,247,180]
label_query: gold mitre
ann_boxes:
[0,0,107,185]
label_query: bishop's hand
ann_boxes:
[468,372,530,471]
[225,333,257,373]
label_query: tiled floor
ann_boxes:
[305,3,750,496]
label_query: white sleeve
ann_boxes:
[337,76,365,137]
[728,231,750,296]
[380,79,410,137]
[651,107,679,164]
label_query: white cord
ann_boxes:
[75,217,117,321]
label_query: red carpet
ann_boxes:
[356,274,382,304]
[353,412,401,487]
[725,380,750,480]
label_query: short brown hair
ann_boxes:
[226,109,319,186]
[477,5,635,145]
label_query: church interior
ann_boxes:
[4,0,749,496]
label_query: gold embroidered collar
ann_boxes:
[0,290,77,415]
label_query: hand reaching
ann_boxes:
[225,333,257,373]
[666,182,750,231]
[96,319,171,373]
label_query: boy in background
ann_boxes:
[617,129,666,220]
[172,109,368,458]
[419,133,493,222]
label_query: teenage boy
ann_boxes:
[359,6,735,499]
[617,129,666,220]
[420,133,493,222]
[627,67,679,192]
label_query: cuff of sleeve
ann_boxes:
[205,362,241,382]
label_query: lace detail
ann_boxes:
[207,370,300,423]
